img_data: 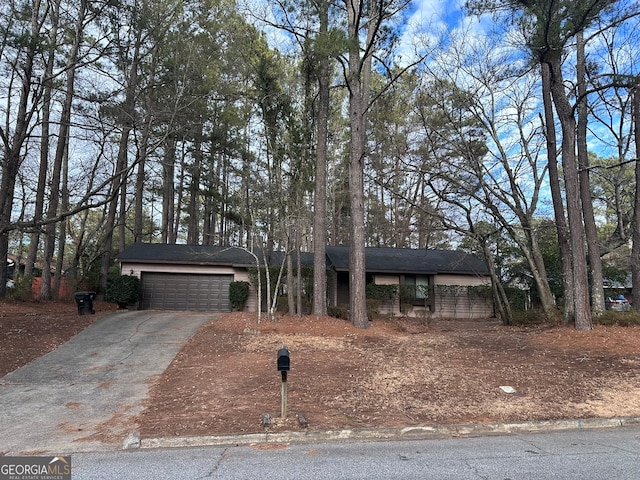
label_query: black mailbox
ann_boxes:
[277,346,290,372]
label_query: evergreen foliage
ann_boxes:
[105,275,140,309]
[229,281,250,310]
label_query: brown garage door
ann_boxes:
[140,272,233,311]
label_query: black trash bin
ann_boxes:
[74,291,96,315]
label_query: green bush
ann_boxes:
[229,281,250,311]
[6,275,33,302]
[105,275,140,308]
[594,310,640,327]
[327,305,349,320]
[366,298,381,319]
[366,284,397,303]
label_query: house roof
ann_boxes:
[116,243,489,276]
[267,250,317,267]
[325,246,489,276]
[115,243,257,267]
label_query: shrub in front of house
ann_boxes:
[366,284,398,303]
[327,305,349,320]
[594,310,640,327]
[366,283,398,319]
[105,274,140,309]
[229,281,250,311]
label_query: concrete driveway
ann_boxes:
[0,310,215,455]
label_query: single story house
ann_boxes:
[116,243,259,311]
[116,243,493,318]
[326,246,492,319]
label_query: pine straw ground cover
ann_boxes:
[136,312,640,438]
[1,301,639,441]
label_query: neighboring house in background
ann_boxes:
[116,243,493,319]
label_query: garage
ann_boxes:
[140,272,233,311]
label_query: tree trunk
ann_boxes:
[296,239,302,316]
[101,24,141,287]
[547,56,592,330]
[161,137,177,244]
[41,0,83,300]
[25,7,57,279]
[172,148,185,244]
[541,61,575,323]
[0,1,43,297]
[346,0,375,329]
[576,31,605,316]
[480,238,513,325]
[287,252,295,315]
[187,133,203,244]
[134,117,152,243]
[312,0,330,316]
[522,226,558,318]
[631,87,640,310]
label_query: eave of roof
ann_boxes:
[115,243,489,276]
[325,245,489,276]
[115,243,257,267]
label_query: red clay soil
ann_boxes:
[2,301,640,441]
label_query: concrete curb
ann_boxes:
[140,416,640,450]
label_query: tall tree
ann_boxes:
[345,0,373,328]
[576,30,606,316]
[24,0,58,280]
[99,0,144,289]
[311,0,331,316]
[343,0,408,328]
[467,0,620,330]
[40,0,89,299]
[0,0,48,296]
[416,24,558,318]
[632,86,640,308]
[540,60,575,322]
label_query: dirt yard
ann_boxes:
[2,301,640,441]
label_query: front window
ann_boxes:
[401,275,433,306]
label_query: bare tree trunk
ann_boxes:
[541,62,575,323]
[287,252,295,315]
[296,237,302,316]
[347,83,368,328]
[312,0,329,317]
[576,31,605,316]
[0,1,44,297]
[187,133,202,244]
[118,162,127,253]
[631,87,640,309]
[482,240,513,325]
[53,145,70,296]
[520,227,558,318]
[134,117,152,243]
[101,24,141,287]
[172,148,185,244]
[547,56,592,330]
[346,0,378,329]
[161,138,176,244]
[25,6,57,279]
[41,0,83,300]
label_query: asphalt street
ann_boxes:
[0,310,215,455]
[72,427,640,479]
